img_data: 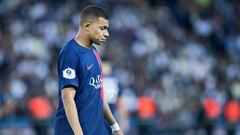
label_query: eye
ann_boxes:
[100,26,108,30]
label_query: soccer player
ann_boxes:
[54,5,124,135]
[102,62,129,133]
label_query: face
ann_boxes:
[87,17,109,45]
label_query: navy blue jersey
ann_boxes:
[54,39,109,135]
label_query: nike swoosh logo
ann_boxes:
[87,64,94,70]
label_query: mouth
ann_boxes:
[100,39,106,42]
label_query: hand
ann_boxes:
[112,130,124,135]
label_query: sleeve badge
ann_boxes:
[63,67,76,79]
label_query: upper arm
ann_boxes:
[62,87,77,100]
[59,50,80,90]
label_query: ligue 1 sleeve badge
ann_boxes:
[63,67,76,79]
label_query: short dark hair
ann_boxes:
[80,5,108,26]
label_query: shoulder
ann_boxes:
[60,39,87,56]
[60,40,77,54]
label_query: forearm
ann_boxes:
[103,98,116,125]
[103,98,123,134]
[63,95,83,135]
[63,98,83,135]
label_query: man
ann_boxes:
[54,5,124,135]
[102,62,129,134]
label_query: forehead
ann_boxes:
[94,17,109,27]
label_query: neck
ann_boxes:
[74,32,92,48]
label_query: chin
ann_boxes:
[94,41,105,45]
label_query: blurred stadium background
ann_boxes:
[1,0,240,135]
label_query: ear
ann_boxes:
[84,23,91,31]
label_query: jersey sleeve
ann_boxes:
[58,50,79,90]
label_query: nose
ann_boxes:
[104,30,109,38]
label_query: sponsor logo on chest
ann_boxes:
[89,75,102,89]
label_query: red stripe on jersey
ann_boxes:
[93,49,104,100]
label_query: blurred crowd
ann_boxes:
[1,0,240,135]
